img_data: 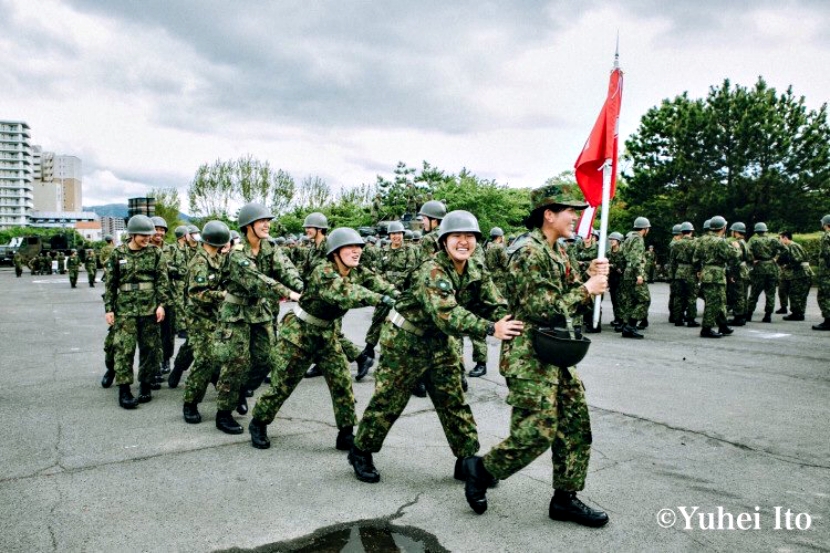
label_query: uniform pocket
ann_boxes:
[505,377,557,411]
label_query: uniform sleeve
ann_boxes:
[416,262,491,339]
[188,257,226,307]
[228,251,284,301]
[103,250,119,313]
[625,237,646,278]
[473,273,509,321]
[356,265,397,296]
[270,248,305,293]
[316,270,384,310]
[154,251,173,308]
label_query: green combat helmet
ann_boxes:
[174,226,188,239]
[490,227,504,238]
[633,217,651,229]
[404,230,414,241]
[418,200,447,220]
[274,236,286,246]
[230,230,240,241]
[201,220,231,247]
[754,222,768,233]
[127,215,156,235]
[680,221,694,233]
[532,326,591,369]
[238,202,274,228]
[438,210,481,241]
[151,216,168,230]
[387,221,405,234]
[703,219,712,231]
[326,227,365,256]
[104,234,113,242]
[303,212,329,229]
[709,216,727,230]
[730,222,746,234]
[822,214,830,227]
[609,232,624,241]
[671,224,681,235]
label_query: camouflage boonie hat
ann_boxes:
[529,183,589,212]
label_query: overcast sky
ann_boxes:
[3,0,829,208]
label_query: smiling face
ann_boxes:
[336,244,363,268]
[152,227,166,246]
[253,218,271,240]
[389,232,403,248]
[444,232,477,264]
[545,207,580,240]
[132,234,151,248]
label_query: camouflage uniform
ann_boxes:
[726,237,750,318]
[619,231,650,322]
[356,250,506,458]
[42,253,53,275]
[482,229,593,491]
[485,241,509,294]
[364,242,416,348]
[213,244,299,412]
[13,251,23,277]
[182,247,226,405]
[747,234,784,318]
[644,249,656,282]
[104,244,171,386]
[607,245,624,323]
[777,241,812,317]
[670,236,698,323]
[56,252,66,274]
[574,239,600,328]
[28,255,39,275]
[252,261,395,429]
[158,243,179,368]
[817,229,830,319]
[692,233,732,329]
[67,253,80,287]
[84,251,97,286]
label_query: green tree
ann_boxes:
[148,187,183,242]
[188,159,234,218]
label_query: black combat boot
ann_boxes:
[412,380,428,397]
[336,426,355,451]
[101,369,115,389]
[686,319,701,328]
[812,318,830,331]
[745,312,753,322]
[718,324,734,335]
[137,383,153,403]
[349,445,380,483]
[305,365,323,378]
[463,456,491,514]
[637,317,649,330]
[461,373,468,392]
[674,320,686,327]
[727,315,746,326]
[183,402,201,424]
[148,378,162,391]
[621,319,644,339]
[249,419,271,449]
[167,365,183,388]
[775,307,788,314]
[549,490,609,527]
[215,410,243,434]
[160,359,171,374]
[469,362,487,378]
[236,393,248,415]
[455,457,498,486]
[118,384,138,410]
[762,313,772,323]
[668,313,675,324]
[700,327,723,338]
[355,347,374,381]
[782,313,804,321]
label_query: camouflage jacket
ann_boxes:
[218,247,294,325]
[13,252,23,268]
[187,247,226,321]
[395,249,507,340]
[99,244,115,267]
[778,241,812,279]
[485,241,509,283]
[622,231,646,281]
[295,238,327,282]
[501,228,591,380]
[243,238,304,294]
[414,230,441,265]
[104,244,172,316]
[168,242,195,283]
[67,255,80,271]
[608,247,625,283]
[727,238,751,280]
[84,252,97,271]
[748,234,783,276]
[670,236,697,281]
[573,240,598,278]
[692,234,733,284]
[296,261,394,323]
[376,244,417,289]
[361,243,379,271]
[820,231,830,275]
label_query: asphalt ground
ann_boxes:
[1,267,827,553]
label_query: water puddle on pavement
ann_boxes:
[224,521,450,552]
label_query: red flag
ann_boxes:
[574,67,623,207]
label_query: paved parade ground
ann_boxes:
[1,267,827,553]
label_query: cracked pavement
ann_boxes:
[0,268,827,552]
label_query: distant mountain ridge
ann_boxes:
[84,204,191,221]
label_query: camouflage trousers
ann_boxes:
[338,321,361,362]
[213,320,275,411]
[619,280,651,321]
[173,281,188,333]
[700,283,728,328]
[671,278,698,322]
[14,265,22,277]
[748,272,778,316]
[780,277,811,316]
[69,270,79,287]
[469,336,487,364]
[482,369,591,491]
[609,278,622,322]
[160,304,176,362]
[252,314,356,429]
[777,277,790,311]
[817,274,830,318]
[183,317,220,404]
[86,267,96,285]
[104,325,115,371]
[364,303,392,348]
[173,337,194,376]
[355,323,479,458]
[112,314,162,386]
[727,278,749,316]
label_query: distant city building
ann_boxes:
[31,147,82,213]
[101,216,127,242]
[0,120,34,228]
[55,155,82,211]
[75,220,102,243]
[128,197,156,218]
[29,210,97,229]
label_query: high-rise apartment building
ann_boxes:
[55,155,82,211]
[0,121,34,228]
[32,147,82,212]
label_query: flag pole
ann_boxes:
[592,40,619,328]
